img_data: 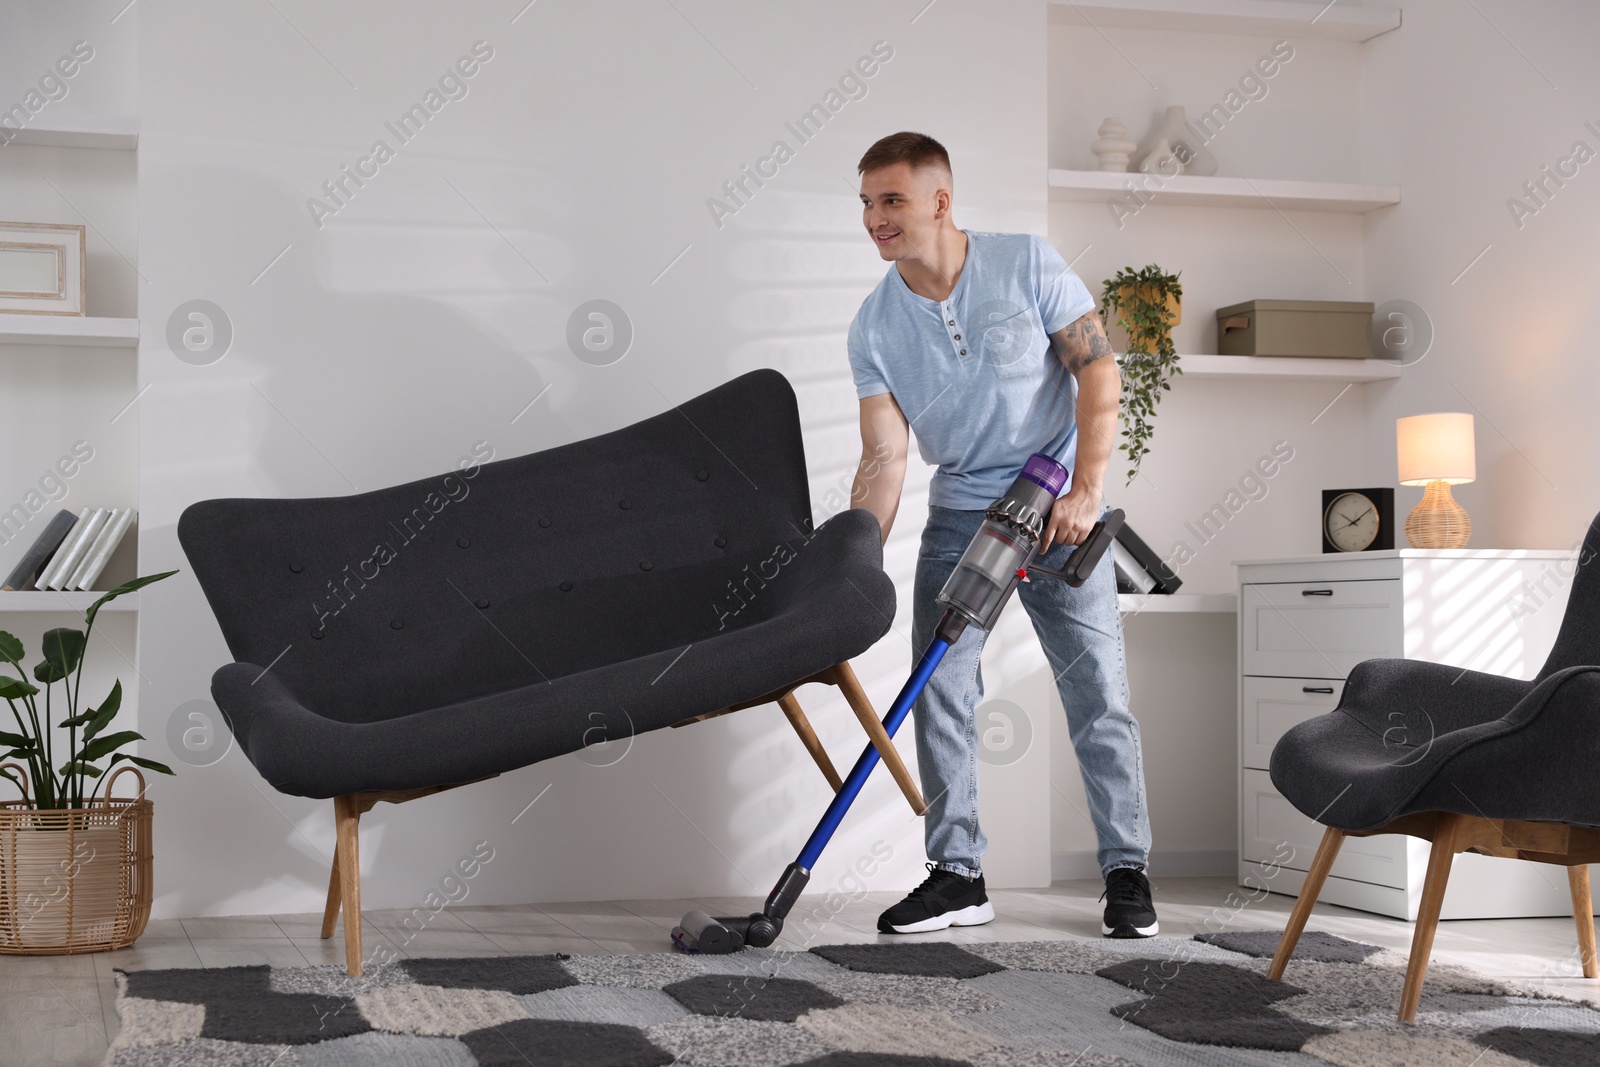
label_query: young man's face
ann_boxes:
[859,161,950,262]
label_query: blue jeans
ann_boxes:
[911,505,1151,880]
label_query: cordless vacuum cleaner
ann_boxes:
[673,453,1125,953]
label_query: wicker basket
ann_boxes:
[0,765,153,954]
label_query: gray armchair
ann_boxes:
[179,370,914,974]
[1267,511,1600,1021]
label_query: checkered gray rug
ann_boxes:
[105,932,1600,1065]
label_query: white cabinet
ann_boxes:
[1236,549,1589,920]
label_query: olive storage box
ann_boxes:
[1215,299,1374,358]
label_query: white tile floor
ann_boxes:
[6,875,1598,1066]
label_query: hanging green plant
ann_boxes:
[1101,264,1183,485]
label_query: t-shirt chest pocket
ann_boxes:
[968,298,1044,379]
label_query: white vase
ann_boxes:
[1138,138,1182,176]
[1089,117,1138,172]
[1130,106,1219,177]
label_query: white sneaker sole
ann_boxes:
[884,901,996,934]
[1101,919,1159,937]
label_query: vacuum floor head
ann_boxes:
[671,910,744,954]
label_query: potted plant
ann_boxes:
[0,571,176,954]
[1101,264,1183,484]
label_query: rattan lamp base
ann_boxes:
[1405,480,1471,548]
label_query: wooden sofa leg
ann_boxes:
[830,661,927,816]
[1399,812,1463,1023]
[777,692,844,792]
[1569,864,1598,979]
[1268,826,1345,981]
[333,794,364,976]
[320,843,342,939]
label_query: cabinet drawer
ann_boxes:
[1241,676,1345,771]
[1241,579,1402,679]
[1241,769,1408,889]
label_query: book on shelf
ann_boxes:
[1112,539,1157,594]
[35,507,92,589]
[1,509,79,590]
[40,507,108,589]
[1112,522,1184,595]
[27,506,137,592]
[70,507,135,590]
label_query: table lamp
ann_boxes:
[1397,412,1475,548]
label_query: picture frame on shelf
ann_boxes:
[0,222,86,315]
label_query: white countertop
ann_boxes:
[1234,547,1579,567]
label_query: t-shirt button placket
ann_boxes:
[943,305,967,359]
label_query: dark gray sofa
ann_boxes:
[179,369,900,973]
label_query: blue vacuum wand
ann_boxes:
[673,453,1125,952]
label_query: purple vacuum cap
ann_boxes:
[1020,453,1069,495]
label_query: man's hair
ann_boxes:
[858,131,952,179]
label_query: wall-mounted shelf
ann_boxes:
[0,113,138,151]
[0,591,139,613]
[1048,0,1401,42]
[1119,593,1237,613]
[1049,169,1400,213]
[0,314,139,348]
[1171,354,1401,382]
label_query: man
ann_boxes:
[845,131,1157,938]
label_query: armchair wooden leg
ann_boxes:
[1568,864,1598,979]
[320,844,342,939]
[1399,812,1464,1023]
[1268,827,1346,981]
[777,692,844,792]
[333,794,364,976]
[829,661,927,816]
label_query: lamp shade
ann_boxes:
[1397,412,1475,485]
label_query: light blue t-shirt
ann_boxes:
[847,230,1096,511]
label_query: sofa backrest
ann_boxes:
[178,370,813,723]
[1538,509,1600,680]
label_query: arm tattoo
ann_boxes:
[1056,312,1114,373]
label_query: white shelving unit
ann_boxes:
[0,592,140,613]
[1172,353,1401,382]
[0,313,139,348]
[1053,5,1404,384]
[0,113,139,150]
[1048,169,1400,213]
[2,111,141,611]
[1047,0,1400,42]
[1119,592,1237,613]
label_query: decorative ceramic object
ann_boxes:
[1138,138,1182,176]
[1089,118,1138,172]
[1129,106,1219,177]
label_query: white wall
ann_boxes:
[1360,0,1600,540]
[129,0,1054,917]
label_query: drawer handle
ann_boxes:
[1302,686,1335,694]
[1301,589,1334,596]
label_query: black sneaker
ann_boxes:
[1100,866,1158,938]
[877,863,996,934]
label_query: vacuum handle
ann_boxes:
[1027,508,1125,587]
